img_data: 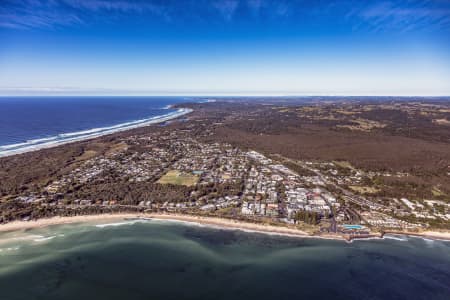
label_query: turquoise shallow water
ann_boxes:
[0,219,449,300]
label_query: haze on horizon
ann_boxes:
[0,0,449,96]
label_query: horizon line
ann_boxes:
[0,94,449,98]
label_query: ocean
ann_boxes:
[0,96,195,156]
[0,219,449,300]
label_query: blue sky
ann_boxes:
[1,0,449,96]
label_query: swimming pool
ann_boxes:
[342,224,363,230]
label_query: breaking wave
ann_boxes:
[95,220,150,228]
[0,108,192,157]
[0,247,20,253]
[33,235,61,242]
[383,234,408,242]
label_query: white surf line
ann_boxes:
[33,235,58,242]
[349,236,384,243]
[95,220,151,228]
[0,108,192,158]
[149,217,347,242]
[0,246,20,253]
[382,234,408,242]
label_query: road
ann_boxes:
[273,155,383,228]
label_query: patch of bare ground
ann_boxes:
[433,118,450,125]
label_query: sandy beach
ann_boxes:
[0,213,333,240]
[0,107,193,158]
[420,231,450,240]
[1,213,449,242]
[384,230,450,241]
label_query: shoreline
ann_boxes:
[0,107,193,158]
[0,213,343,241]
[1,213,448,243]
[0,213,318,239]
[382,230,450,242]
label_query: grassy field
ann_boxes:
[76,150,98,161]
[349,185,380,194]
[157,170,199,186]
[333,160,354,170]
[106,142,128,156]
[432,186,445,197]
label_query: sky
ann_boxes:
[0,0,449,96]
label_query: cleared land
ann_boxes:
[157,170,199,186]
[349,186,380,194]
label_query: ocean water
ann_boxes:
[0,97,194,156]
[0,220,449,300]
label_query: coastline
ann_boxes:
[383,230,450,242]
[0,213,341,241]
[1,213,448,242]
[0,107,193,158]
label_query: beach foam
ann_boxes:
[0,247,20,253]
[0,108,192,157]
[95,220,151,228]
[383,234,408,242]
[33,235,58,242]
